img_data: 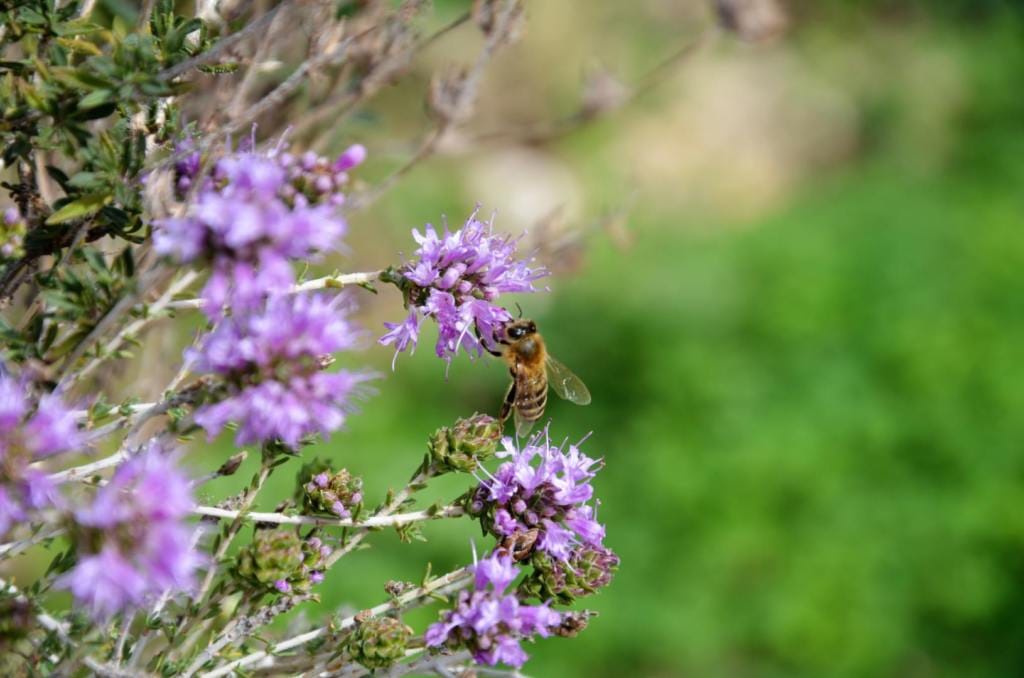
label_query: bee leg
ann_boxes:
[499,381,516,424]
[474,321,503,357]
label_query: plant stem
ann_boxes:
[165,270,382,311]
[201,568,472,678]
[190,504,464,528]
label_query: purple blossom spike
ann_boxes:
[0,375,83,537]
[59,441,201,621]
[153,141,363,317]
[192,294,375,448]
[425,551,562,668]
[379,208,548,368]
[467,430,605,562]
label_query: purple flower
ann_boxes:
[173,137,202,195]
[425,551,562,668]
[153,143,360,317]
[0,376,83,536]
[333,143,367,172]
[0,207,25,260]
[379,209,548,368]
[192,294,375,448]
[467,431,605,562]
[59,441,201,621]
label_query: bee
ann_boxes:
[484,318,591,437]
[500,528,541,561]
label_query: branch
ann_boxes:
[44,395,185,483]
[191,504,464,528]
[54,264,173,391]
[159,2,295,82]
[67,269,200,387]
[201,567,473,678]
[292,11,473,144]
[347,1,522,212]
[219,24,380,139]
[0,577,142,677]
[470,32,710,147]
[165,271,382,311]
[0,525,63,557]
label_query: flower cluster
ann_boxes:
[379,209,548,368]
[0,375,82,537]
[467,432,605,562]
[154,142,365,315]
[300,464,363,519]
[192,294,374,448]
[428,413,503,473]
[59,442,200,621]
[234,530,330,594]
[518,544,620,604]
[344,616,414,670]
[0,207,26,261]
[425,551,562,668]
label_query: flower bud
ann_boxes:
[518,545,619,603]
[333,144,367,172]
[344,615,413,670]
[217,451,247,477]
[298,460,363,519]
[429,413,502,473]
[234,530,328,594]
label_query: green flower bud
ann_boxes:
[429,413,502,473]
[519,545,619,603]
[234,530,329,594]
[345,615,413,670]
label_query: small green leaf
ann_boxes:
[45,193,109,224]
[78,88,113,109]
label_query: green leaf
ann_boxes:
[45,193,109,225]
[78,88,113,109]
[55,37,102,56]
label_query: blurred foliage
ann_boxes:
[326,8,1024,676]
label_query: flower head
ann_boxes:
[59,441,200,620]
[467,431,605,562]
[379,209,547,368]
[154,142,362,316]
[0,376,83,536]
[518,544,620,603]
[192,294,375,448]
[425,551,562,668]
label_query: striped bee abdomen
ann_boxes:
[515,373,548,422]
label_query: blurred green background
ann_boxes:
[21,1,1024,675]
[230,2,1024,676]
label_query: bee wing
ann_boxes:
[545,355,592,405]
[514,408,536,438]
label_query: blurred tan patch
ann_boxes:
[620,48,859,221]
[462,146,584,234]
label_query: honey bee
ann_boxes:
[484,318,591,437]
[500,527,540,561]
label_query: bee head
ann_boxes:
[504,319,537,341]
